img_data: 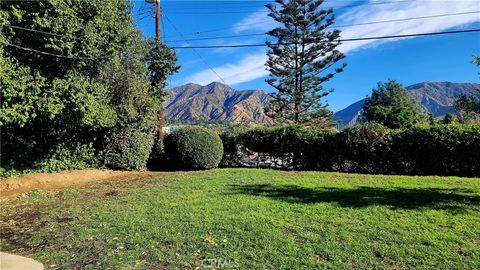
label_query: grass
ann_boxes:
[1,168,479,269]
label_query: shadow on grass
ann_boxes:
[228,184,480,210]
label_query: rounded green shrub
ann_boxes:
[164,126,224,170]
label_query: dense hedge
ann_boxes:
[221,124,480,177]
[164,127,224,170]
[390,125,480,176]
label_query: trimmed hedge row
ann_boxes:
[220,124,480,177]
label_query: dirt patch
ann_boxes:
[0,169,154,199]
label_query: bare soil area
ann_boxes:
[0,169,151,198]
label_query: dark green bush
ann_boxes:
[1,142,98,177]
[220,125,334,169]
[297,128,337,170]
[391,124,480,176]
[164,127,224,170]
[221,124,480,177]
[219,125,249,167]
[101,128,155,170]
[332,123,392,173]
[33,142,99,172]
[240,126,307,167]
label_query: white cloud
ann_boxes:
[233,8,278,33]
[176,0,480,86]
[180,52,269,86]
[336,0,480,53]
[231,0,353,34]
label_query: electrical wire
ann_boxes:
[162,11,480,43]
[2,0,425,41]
[0,41,112,60]
[163,12,227,84]
[161,0,272,7]
[1,24,89,41]
[168,29,480,49]
[166,0,418,36]
[162,0,413,9]
[163,0,415,14]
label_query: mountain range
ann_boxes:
[165,82,273,124]
[165,81,479,126]
[334,81,480,127]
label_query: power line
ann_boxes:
[163,0,415,14]
[163,11,480,43]
[161,9,166,40]
[165,32,266,43]
[161,0,271,6]
[162,1,272,9]
[166,0,418,36]
[1,24,88,41]
[163,0,413,10]
[161,0,270,6]
[0,41,112,60]
[1,23,139,52]
[168,29,480,49]
[163,12,227,84]
[160,0,403,6]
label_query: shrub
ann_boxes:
[240,126,303,155]
[164,127,224,170]
[332,123,391,173]
[221,124,480,177]
[33,142,99,172]
[239,126,317,169]
[219,125,335,169]
[101,128,154,170]
[300,128,337,171]
[219,125,249,167]
[391,124,480,176]
[0,167,22,178]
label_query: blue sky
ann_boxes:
[133,0,480,111]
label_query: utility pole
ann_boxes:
[147,0,164,141]
[155,0,161,40]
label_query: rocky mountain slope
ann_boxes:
[165,82,273,124]
[334,81,479,128]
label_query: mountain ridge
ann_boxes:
[165,82,273,124]
[165,81,479,126]
[334,81,479,128]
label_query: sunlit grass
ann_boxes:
[1,169,479,269]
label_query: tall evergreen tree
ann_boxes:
[265,0,346,125]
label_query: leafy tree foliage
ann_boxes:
[455,55,480,120]
[0,0,178,171]
[0,47,47,126]
[362,80,428,129]
[265,0,346,124]
[145,40,180,102]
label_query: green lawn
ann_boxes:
[1,169,479,269]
